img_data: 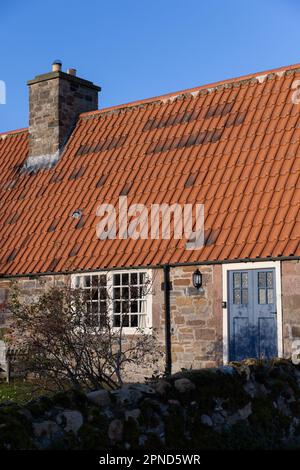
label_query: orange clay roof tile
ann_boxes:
[0,64,300,275]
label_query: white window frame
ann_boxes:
[222,261,283,364]
[71,269,153,335]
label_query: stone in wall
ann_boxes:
[282,260,300,357]
[169,265,223,371]
[1,359,300,450]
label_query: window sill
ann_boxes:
[112,327,152,336]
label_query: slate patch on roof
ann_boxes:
[75,216,85,229]
[184,174,197,188]
[120,183,132,196]
[142,108,200,132]
[76,134,128,156]
[7,250,17,263]
[0,63,299,275]
[48,258,60,272]
[48,219,59,232]
[96,175,107,188]
[69,243,81,257]
[6,212,20,225]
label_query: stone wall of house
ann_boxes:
[0,275,68,378]
[2,259,299,380]
[152,265,223,373]
[281,260,300,358]
[0,274,67,330]
[0,265,222,380]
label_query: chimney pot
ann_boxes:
[67,68,77,76]
[52,60,62,72]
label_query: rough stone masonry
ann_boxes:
[26,61,100,171]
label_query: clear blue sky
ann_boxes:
[1,0,300,132]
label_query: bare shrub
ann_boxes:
[6,281,162,391]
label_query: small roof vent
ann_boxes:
[71,209,82,219]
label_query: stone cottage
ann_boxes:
[0,61,299,378]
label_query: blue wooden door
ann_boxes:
[228,269,277,361]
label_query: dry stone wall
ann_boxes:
[1,359,300,450]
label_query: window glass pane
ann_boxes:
[267,288,274,304]
[74,277,81,288]
[92,275,99,287]
[122,287,129,299]
[140,285,147,297]
[92,289,98,300]
[113,274,120,286]
[100,288,107,300]
[100,302,107,313]
[267,272,273,288]
[139,272,146,284]
[131,301,138,313]
[242,289,248,305]
[114,301,121,313]
[83,276,91,288]
[258,272,266,287]
[122,315,129,327]
[99,274,106,286]
[114,315,120,327]
[259,288,266,304]
[122,287,129,300]
[130,286,139,299]
[122,273,129,285]
[131,273,138,285]
[233,273,241,288]
[131,315,138,327]
[91,302,98,314]
[233,290,241,304]
[114,287,120,299]
[122,301,129,314]
[242,273,248,288]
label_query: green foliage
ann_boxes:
[0,381,44,405]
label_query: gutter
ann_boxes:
[163,264,172,376]
[0,255,299,279]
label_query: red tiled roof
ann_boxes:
[0,63,300,275]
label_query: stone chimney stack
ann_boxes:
[26,61,101,170]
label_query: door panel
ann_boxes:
[228,268,277,361]
[258,318,277,358]
[232,317,252,361]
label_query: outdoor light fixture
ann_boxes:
[193,269,202,289]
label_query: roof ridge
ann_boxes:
[80,62,300,120]
[0,127,28,138]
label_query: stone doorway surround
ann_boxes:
[221,261,283,364]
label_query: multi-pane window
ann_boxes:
[233,272,248,305]
[73,271,150,329]
[113,272,148,328]
[258,271,274,305]
[74,274,108,326]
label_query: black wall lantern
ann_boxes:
[192,269,202,289]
